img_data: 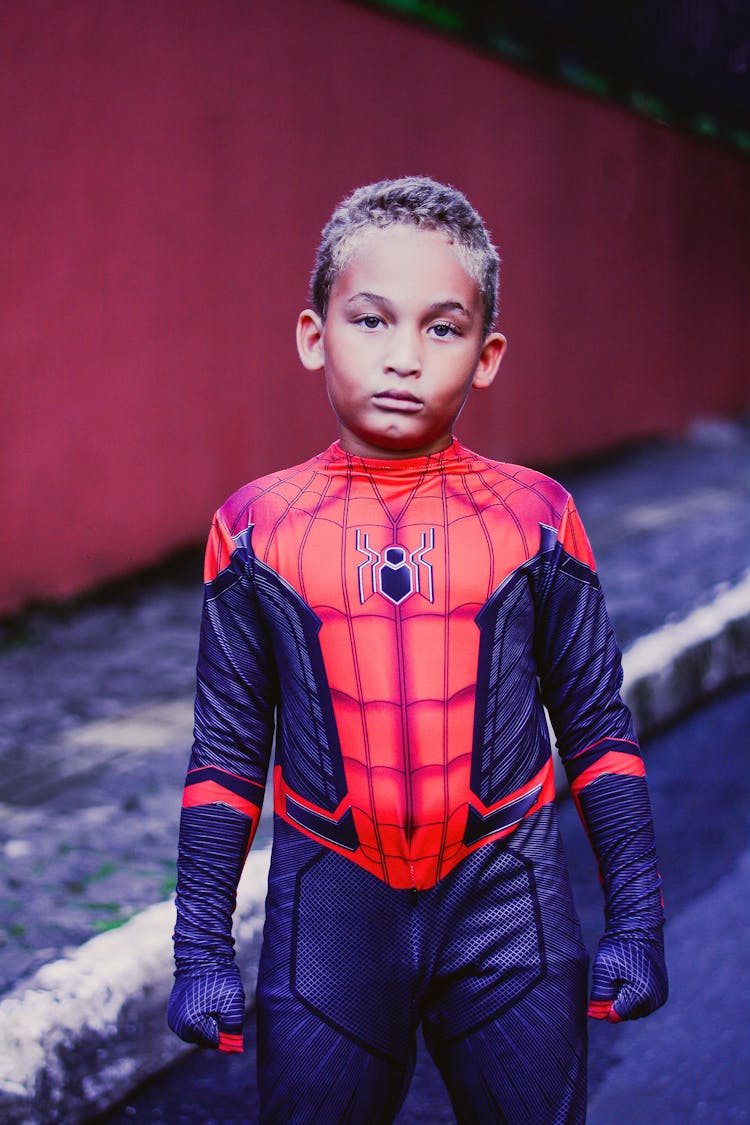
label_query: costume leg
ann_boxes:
[256,819,416,1125]
[420,807,589,1125]
[424,972,587,1125]
[257,997,415,1125]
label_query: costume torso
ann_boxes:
[175,441,665,1120]
[195,439,600,890]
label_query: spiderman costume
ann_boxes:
[169,438,667,1124]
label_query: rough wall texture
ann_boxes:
[2,0,749,613]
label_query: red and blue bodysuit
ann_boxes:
[169,440,667,1124]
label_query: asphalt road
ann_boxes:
[100,685,750,1125]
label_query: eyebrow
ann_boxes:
[345,291,392,309]
[425,300,473,320]
[346,292,474,320]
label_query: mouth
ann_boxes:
[373,390,423,412]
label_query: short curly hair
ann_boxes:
[310,176,500,338]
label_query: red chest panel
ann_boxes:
[232,442,564,888]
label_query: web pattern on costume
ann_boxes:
[167,964,245,1051]
[180,441,647,892]
[589,932,668,1020]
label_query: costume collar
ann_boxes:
[324,437,466,475]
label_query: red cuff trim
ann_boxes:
[182,780,257,817]
[219,1031,244,1053]
[571,750,645,797]
[588,999,622,1023]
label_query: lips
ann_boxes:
[373,390,422,412]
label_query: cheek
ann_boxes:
[326,369,360,412]
[326,340,363,381]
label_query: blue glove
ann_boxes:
[170,801,253,1052]
[588,932,668,1022]
[167,964,246,1052]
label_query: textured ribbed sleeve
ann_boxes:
[169,517,278,1049]
[535,498,667,1021]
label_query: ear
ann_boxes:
[472,332,507,390]
[296,309,325,372]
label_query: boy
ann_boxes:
[168,177,667,1123]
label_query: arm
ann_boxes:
[168,515,277,1052]
[536,498,668,1022]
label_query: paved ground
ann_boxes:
[0,418,748,999]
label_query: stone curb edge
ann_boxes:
[621,572,750,732]
[0,849,272,1125]
[1,574,748,1125]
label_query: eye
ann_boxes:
[356,314,383,330]
[430,321,460,338]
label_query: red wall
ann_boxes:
[2,0,749,614]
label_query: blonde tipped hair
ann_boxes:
[310,176,500,338]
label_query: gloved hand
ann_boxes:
[167,964,246,1052]
[169,801,254,1053]
[588,932,668,1022]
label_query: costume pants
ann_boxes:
[256,807,588,1124]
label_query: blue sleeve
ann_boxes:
[535,498,667,1022]
[169,516,277,1050]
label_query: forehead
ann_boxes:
[331,225,481,309]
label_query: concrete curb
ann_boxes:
[0,850,271,1125]
[1,576,748,1125]
[622,572,750,733]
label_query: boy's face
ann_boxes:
[297,225,506,459]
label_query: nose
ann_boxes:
[384,325,421,377]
